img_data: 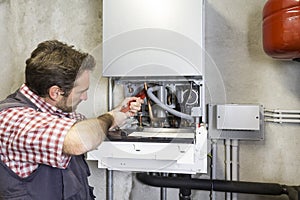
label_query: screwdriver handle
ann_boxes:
[120,89,146,113]
[120,100,135,113]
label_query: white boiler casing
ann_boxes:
[88,0,207,174]
[102,0,204,78]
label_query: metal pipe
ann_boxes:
[211,140,217,200]
[225,139,231,200]
[161,187,167,200]
[108,78,113,110]
[106,170,113,200]
[179,188,191,200]
[136,173,287,196]
[144,83,154,121]
[231,140,239,200]
[107,78,114,200]
[201,82,206,123]
[161,173,167,200]
[157,86,167,119]
[231,140,239,181]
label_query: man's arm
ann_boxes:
[63,97,143,155]
[63,113,113,155]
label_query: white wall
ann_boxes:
[0,0,299,200]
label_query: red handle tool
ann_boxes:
[120,89,147,113]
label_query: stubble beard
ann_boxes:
[56,97,75,113]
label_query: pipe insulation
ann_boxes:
[136,173,287,196]
[147,86,194,122]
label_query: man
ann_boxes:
[0,40,143,199]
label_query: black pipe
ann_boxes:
[136,173,287,196]
[179,174,192,200]
[179,188,191,200]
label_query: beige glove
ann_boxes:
[109,97,143,129]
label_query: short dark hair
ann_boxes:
[25,40,96,97]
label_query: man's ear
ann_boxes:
[48,85,63,101]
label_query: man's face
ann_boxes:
[57,70,90,112]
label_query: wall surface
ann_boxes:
[0,0,299,200]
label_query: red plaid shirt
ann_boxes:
[0,84,86,178]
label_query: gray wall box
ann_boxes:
[216,104,260,130]
[208,104,264,140]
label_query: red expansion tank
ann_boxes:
[263,0,300,60]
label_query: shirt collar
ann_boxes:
[20,84,73,118]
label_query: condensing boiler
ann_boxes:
[88,0,207,175]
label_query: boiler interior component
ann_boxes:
[263,0,300,60]
[88,77,207,174]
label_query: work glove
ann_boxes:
[108,97,143,130]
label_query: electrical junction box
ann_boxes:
[216,104,260,131]
[208,104,264,140]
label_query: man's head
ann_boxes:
[25,40,96,112]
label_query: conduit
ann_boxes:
[264,113,300,119]
[225,139,231,200]
[231,140,239,200]
[223,139,240,200]
[265,109,300,114]
[264,109,300,124]
[136,173,299,197]
[265,119,300,123]
[210,140,217,200]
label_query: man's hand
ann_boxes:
[109,97,143,129]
